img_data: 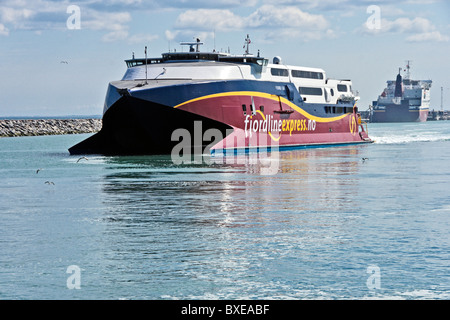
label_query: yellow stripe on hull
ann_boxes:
[173,91,349,123]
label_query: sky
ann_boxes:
[0,0,449,117]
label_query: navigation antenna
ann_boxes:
[243,34,251,55]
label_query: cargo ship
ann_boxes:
[370,61,432,123]
[69,36,372,156]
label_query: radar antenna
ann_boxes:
[180,38,203,52]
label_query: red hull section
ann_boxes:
[176,93,371,153]
[419,110,428,122]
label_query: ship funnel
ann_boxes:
[395,70,403,97]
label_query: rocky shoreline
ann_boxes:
[0,119,102,137]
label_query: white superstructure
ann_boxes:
[120,41,359,106]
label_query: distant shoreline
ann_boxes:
[0,115,102,120]
[0,118,102,137]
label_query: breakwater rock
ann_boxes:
[0,119,102,137]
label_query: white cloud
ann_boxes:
[157,0,258,9]
[0,1,132,38]
[168,5,329,42]
[175,9,244,31]
[382,17,434,33]
[103,30,159,44]
[0,6,34,24]
[128,33,159,44]
[83,11,131,31]
[0,23,9,36]
[246,5,328,29]
[406,31,449,42]
[361,16,449,42]
[102,30,129,42]
[0,0,72,32]
[264,0,443,10]
[165,30,215,44]
[165,29,178,41]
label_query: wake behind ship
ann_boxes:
[69,37,372,156]
[370,62,432,123]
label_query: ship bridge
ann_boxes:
[125,38,269,69]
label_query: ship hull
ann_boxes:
[69,95,232,155]
[371,104,428,123]
[69,82,372,156]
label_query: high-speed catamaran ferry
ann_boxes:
[69,36,372,155]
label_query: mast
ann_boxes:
[244,34,251,55]
[405,60,411,80]
[145,46,148,84]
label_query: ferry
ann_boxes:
[370,61,432,122]
[69,36,372,156]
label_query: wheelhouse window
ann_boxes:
[299,87,323,96]
[271,68,289,77]
[291,70,324,80]
[337,84,348,92]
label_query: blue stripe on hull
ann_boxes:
[109,79,354,120]
[211,140,373,156]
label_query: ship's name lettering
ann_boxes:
[244,114,316,137]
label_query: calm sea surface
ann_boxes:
[1,121,449,300]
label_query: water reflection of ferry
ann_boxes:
[70,36,372,156]
[101,146,364,221]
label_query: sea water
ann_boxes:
[0,121,449,300]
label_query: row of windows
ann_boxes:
[242,104,352,115]
[271,68,289,77]
[299,86,351,96]
[271,68,324,80]
[292,70,324,80]
[242,104,352,116]
[324,106,354,114]
[270,68,350,95]
[299,87,323,96]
